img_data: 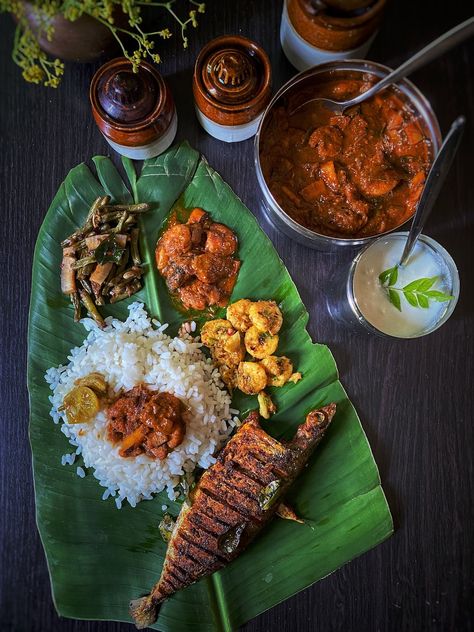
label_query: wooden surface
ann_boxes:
[1,1,473,630]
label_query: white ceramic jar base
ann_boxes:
[280,0,376,72]
[103,109,178,160]
[195,106,263,143]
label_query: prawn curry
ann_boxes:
[260,71,432,238]
[155,208,240,311]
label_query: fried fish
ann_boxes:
[130,403,336,629]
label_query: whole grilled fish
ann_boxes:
[130,403,336,629]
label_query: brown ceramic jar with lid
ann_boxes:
[193,35,272,143]
[281,0,386,71]
[90,58,177,159]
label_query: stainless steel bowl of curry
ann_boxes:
[254,60,442,251]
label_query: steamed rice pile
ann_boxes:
[45,302,239,508]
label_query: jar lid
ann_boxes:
[193,35,272,127]
[97,68,158,123]
[90,58,175,147]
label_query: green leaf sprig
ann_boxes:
[378,265,453,312]
[3,0,206,88]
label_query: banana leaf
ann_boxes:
[28,141,393,631]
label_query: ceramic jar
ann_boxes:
[20,1,122,62]
[193,35,272,143]
[90,58,177,160]
[281,0,386,71]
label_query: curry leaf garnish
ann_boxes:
[158,513,175,543]
[389,266,398,286]
[379,267,454,311]
[258,480,281,511]
[388,288,401,312]
[378,267,393,285]
[404,291,418,308]
[219,523,246,555]
[425,290,457,301]
[402,277,437,293]
[176,478,197,505]
[94,235,125,264]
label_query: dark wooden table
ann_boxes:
[1,1,473,631]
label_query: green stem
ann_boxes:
[91,15,142,56]
[93,15,141,40]
[136,1,175,8]
[136,1,186,29]
[135,22,147,38]
[165,5,185,27]
[144,29,172,36]
[106,25,129,57]
[11,24,22,64]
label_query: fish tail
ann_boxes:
[129,594,161,629]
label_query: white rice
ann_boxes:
[45,302,239,508]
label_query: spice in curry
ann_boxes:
[260,72,432,238]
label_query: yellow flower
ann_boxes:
[22,65,45,84]
[11,0,206,88]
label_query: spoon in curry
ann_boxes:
[291,16,474,116]
[398,115,466,267]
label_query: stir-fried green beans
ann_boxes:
[79,289,105,328]
[60,197,150,326]
[71,255,97,269]
[70,292,81,322]
[130,228,141,266]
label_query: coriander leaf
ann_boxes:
[418,294,430,308]
[404,291,418,307]
[425,291,454,302]
[388,289,401,311]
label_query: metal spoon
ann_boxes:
[399,115,466,267]
[291,17,474,116]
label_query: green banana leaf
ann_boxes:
[28,141,393,631]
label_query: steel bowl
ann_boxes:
[254,60,442,252]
